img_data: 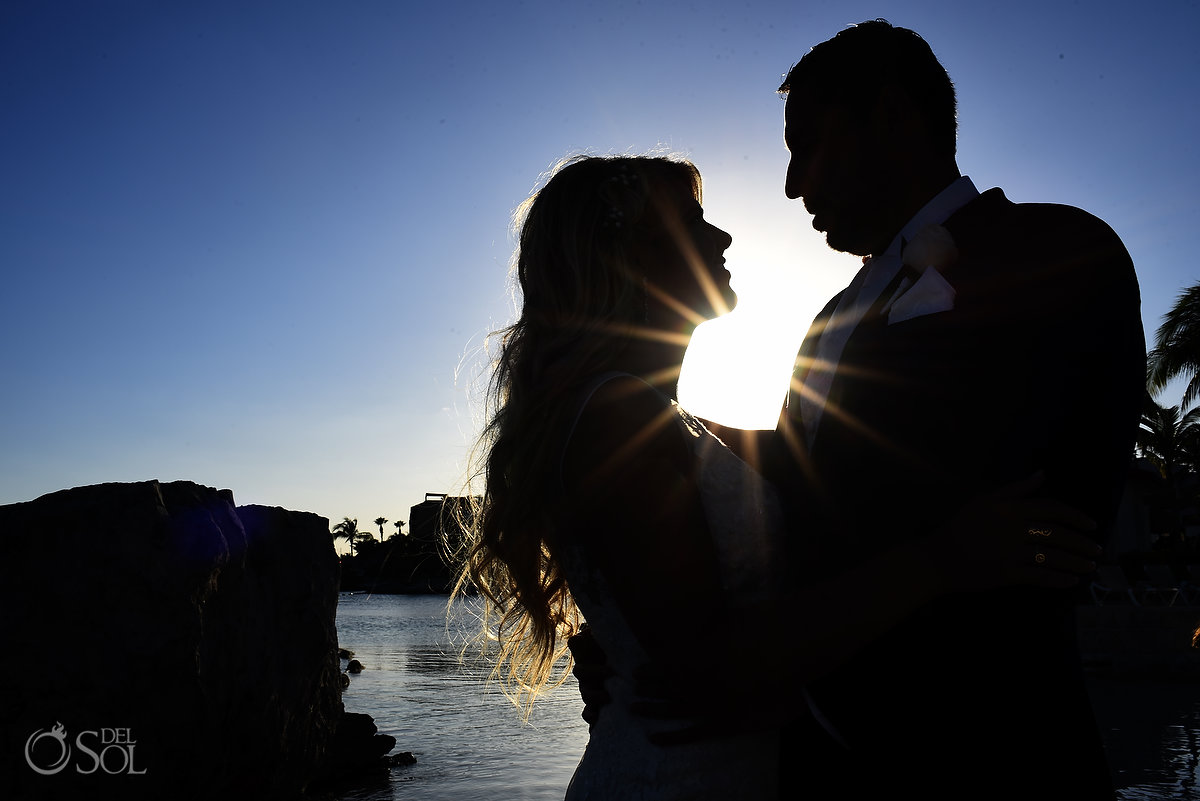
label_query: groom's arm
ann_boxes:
[1017,205,1144,538]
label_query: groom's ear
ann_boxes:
[868,85,897,138]
[870,83,923,144]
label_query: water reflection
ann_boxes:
[403,645,471,676]
[1115,720,1199,800]
[1089,677,1200,800]
[325,773,396,801]
[333,594,1200,800]
[1160,723,1200,800]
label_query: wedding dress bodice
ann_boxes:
[559,375,785,800]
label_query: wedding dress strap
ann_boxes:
[558,371,657,491]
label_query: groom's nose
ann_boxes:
[784,157,805,200]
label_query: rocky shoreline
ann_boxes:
[2,479,1193,800]
[0,480,405,801]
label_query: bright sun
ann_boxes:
[678,302,804,430]
[676,172,857,431]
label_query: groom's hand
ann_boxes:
[935,473,1102,592]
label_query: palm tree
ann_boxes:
[1148,281,1200,411]
[392,519,406,538]
[374,516,388,537]
[1137,393,1200,548]
[1138,392,1200,480]
[355,528,377,554]
[332,517,363,557]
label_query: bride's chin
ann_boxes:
[717,290,739,316]
[691,290,738,324]
[699,307,735,324]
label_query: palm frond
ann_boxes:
[1148,283,1200,408]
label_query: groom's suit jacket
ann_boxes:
[771,188,1144,799]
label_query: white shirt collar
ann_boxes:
[895,175,979,251]
[859,175,979,293]
[799,176,979,447]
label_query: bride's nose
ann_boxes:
[712,223,732,251]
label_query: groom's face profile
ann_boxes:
[783,85,895,258]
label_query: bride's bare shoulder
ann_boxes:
[564,376,689,490]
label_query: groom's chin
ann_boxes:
[822,226,873,258]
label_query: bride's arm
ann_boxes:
[694,417,777,473]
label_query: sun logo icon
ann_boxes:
[24,721,71,775]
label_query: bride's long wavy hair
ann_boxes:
[453,154,702,716]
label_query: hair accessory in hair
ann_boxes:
[599,164,642,230]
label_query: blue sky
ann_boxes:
[3,1,1197,549]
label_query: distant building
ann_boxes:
[1112,457,1200,560]
[1112,458,1163,555]
[341,493,481,593]
[408,492,477,555]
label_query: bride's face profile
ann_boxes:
[641,179,736,327]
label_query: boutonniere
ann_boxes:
[886,225,959,324]
[901,224,959,275]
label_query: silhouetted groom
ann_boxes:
[768,19,1144,800]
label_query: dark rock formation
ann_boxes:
[307,711,404,791]
[0,480,354,800]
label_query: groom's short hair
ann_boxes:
[778,19,957,157]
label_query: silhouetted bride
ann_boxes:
[453,154,1099,800]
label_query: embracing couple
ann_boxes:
[455,19,1144,801]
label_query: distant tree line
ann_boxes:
[329,495,475,593]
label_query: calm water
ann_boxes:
[332,592,1200,800]
[332,592,587,800]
